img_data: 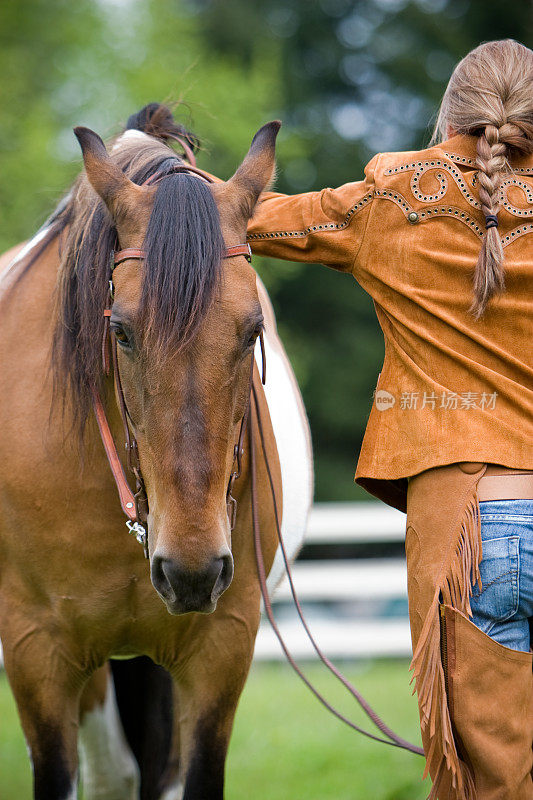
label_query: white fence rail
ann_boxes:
[305,501,407,542]
[254,501,411,660]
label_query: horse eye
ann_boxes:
[111,325,130,346]
[247,325,263,349]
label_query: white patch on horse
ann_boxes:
[159,780,185,800]
[112,129,153,151]
[78,676,140,800]
[255,277,314,594]
[64,776,78,800]
[0,226,51,284]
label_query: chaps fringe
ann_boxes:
[409,488,482,799]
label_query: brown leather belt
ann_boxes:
[477,463,533,501]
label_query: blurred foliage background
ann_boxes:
[1,0,531,500]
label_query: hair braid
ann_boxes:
[470,125,507,319]
[431,39,533,318]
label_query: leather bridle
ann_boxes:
[91,159,257,558]
[92,286,260,559]
[90,155,423,757]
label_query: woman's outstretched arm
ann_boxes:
[246,153,379,273]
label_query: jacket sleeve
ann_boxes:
[246,153,379,273]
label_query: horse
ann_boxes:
[0,103,313,800]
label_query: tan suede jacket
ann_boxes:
[246,134,533,512]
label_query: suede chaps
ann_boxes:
[406,461,533,799]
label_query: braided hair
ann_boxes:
[431,40,533,319]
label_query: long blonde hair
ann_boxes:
[432,39,533,319]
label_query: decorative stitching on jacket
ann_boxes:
[500,178,533,216]
[374,190,484,237]
[246,189,374,240]
[442,151,475,165]
[443,152,533,174]
[411,169,448,203]
[385,159,533,217]
[384,160,481,209]
[375,189,533,245]
[417,205,483,236]
[394,151,533,175]
[247,161,533,245]
[501,223,533,247]
[374,188,412,213]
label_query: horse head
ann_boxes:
[74,120,280,614]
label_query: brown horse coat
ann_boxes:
[0,119,313,800]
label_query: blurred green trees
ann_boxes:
[1,0,530,499]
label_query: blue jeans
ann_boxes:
[469,498,533,653]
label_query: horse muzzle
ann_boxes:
[150,551,234,614]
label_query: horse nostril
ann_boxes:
[211,553,234,602]
[151,556,176,603]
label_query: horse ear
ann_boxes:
[227,121,281,214]
[73,126,145,222]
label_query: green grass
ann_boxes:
[0,671,31,796]
[227,659,428,800]
[0,660,429,799]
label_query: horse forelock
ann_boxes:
[141,173,225,359]
[50,134,224,436]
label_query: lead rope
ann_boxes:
[248,375,424,756]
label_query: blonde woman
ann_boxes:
[247,39,533,799]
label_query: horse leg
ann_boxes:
[110,656,174,800]
[155,684,181,800]
[169,610,260,800]
[1,624,83,800]
[78,663,140,800]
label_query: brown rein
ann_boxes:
[249,386,423,756]
[90,158,423,758]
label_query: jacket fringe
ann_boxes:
[409,487,482,799]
